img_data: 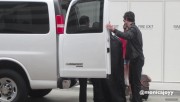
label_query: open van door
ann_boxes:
[59,0,110,78]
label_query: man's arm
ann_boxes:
[113,27,136,40]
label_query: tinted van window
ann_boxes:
[0,2,49,34]
[66,0,104,34]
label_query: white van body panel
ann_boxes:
[59,0,111,78]
[0,0,58,89]
[108,0,180,90]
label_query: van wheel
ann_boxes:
[0,69,28,102]
[29,89,52,98]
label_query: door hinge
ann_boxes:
[107,48,110,53]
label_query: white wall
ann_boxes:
[109,1,128,30]
[164,1,180,82]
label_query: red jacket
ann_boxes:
[119,38,127,59]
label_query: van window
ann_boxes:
[66,0,104,34]
[0,2,49,34]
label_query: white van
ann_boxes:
[0,0,111,102]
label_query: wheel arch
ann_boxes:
[0,57,31,89]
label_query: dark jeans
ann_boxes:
[91,79,106,102]
[129,57,144,102]
[79,78,87,102]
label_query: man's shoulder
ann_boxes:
[131,24,138,29]
[130,24,142,35]
[129,24,137,32]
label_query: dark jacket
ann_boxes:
[113,23,144,60]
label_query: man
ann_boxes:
[79,15,90,32]
[107,11,145,102]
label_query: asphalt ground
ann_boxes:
[28,85,180,102]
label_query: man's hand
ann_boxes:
[106,23,115,32]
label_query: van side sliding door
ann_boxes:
[59,0,110,78]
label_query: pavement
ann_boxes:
[28,85,180,102]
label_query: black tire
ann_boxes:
[0,69,28,102]
[29,89,52,98]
